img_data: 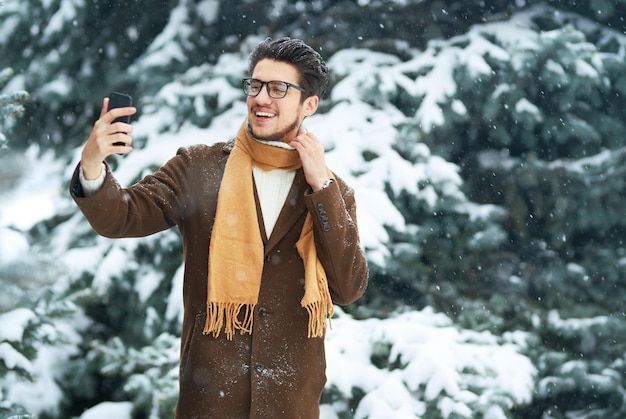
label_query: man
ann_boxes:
[71,37,368,418]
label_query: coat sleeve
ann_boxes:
[69,147,195,238]
[305,177,369,306]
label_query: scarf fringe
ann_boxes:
[203,302,255,340]
[303,300,334,338]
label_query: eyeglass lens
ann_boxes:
[244,79,289,99]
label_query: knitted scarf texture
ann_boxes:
[203,122,334,340]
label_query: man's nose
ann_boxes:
[254,85,274,102]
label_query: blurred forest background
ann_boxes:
[1,0,625,418]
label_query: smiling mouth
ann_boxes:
[255,111,275,119]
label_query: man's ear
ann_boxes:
[303,95,319,117]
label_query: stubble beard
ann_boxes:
[249,116,300,143]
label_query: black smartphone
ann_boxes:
[108,91,133,124]
[108,92,132,148]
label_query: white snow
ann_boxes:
[0,227,29,264]
[0,342,31,373]
[41,0,83,41]
[0,146,65,230]
[196,0,220,24]
[0,308,35,342]
[78,401,134,419]
[325,308,536,418]
[130,1,194,69]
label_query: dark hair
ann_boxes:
[248,37,329,100]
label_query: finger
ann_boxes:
[113,143,133,157]
[99,98,109,119]
[112,133,134,150]
[111,129,133,143]
[110,121,134,135]
[106,107,137,123]
[295,132,312,142]
[290,133,313,148]
[301,132,322,147]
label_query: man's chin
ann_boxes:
[248,117,299,143]
[250,125,281,143]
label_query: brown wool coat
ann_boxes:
[70,140,369,418]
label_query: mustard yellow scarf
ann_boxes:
[203,122,334,340]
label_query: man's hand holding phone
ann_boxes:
[81,92,136,180]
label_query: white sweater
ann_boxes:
[252,165,295,237]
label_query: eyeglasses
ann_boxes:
[242,78,306,99]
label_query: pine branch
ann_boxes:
[0,67,29,150]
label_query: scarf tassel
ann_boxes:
[203,302,255,340]
[304,300,334,338]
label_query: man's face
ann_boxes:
[247,59,318,143]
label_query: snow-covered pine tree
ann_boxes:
[0,66,34,418]
[0,294,77,418]
[0,68,28,150]
[367,5,626,416]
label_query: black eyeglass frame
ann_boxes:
[242,78,306,99]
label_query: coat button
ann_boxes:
[259,308,267,317]
[255,362,264,373]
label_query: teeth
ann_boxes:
[256,112,275,118]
